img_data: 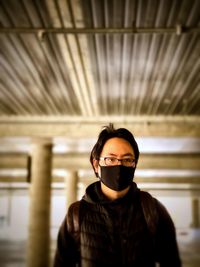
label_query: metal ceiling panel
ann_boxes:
[0,0,199,117]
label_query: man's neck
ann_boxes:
[100,183,130,200]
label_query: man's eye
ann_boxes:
[124,159,133,163]
[107,157,116,162]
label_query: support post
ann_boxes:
[65,170,78,208]
[191,198,200,228]
[27,138,52,267]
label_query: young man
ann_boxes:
[54,124,181,267]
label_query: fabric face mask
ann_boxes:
[98,165,135,191]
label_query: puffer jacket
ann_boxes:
[54,182,181,267]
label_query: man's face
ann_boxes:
[93,137,135,173]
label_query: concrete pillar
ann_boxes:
[191,198,200,228]
[65,170,78,208]
[27,138,52,267]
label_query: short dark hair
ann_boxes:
[90,123,140,175]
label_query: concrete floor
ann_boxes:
[0,229,199,267]
[0,240,56,267]
[177,228,200,267]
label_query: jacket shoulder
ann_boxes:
[140,191,175,232]
[140,191,159,235]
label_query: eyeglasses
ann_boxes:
[99,157,136,167]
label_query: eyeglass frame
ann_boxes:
[99,156,136,167]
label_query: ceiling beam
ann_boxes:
[0,116,199,137]
[0,176,199,184]
[0,153,199,170]
[0,184,198,197]
[0,26,199,35]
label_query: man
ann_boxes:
[54,124,181,267]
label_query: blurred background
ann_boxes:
[0,0,200,266]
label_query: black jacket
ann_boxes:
[54,182,181,267]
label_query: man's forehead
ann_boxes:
[101,138,134,154]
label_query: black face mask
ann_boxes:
[98,165,135,191]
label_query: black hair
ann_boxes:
[90,123,140,176]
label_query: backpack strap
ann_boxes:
[140,190,159,235]
[67,201,81,243]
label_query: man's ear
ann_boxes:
[93,159,99,173]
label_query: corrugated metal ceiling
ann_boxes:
[0,0,200,117]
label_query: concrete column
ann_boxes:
[191,198,200,228]
[27,138,52,267]
[65,170,78,208]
